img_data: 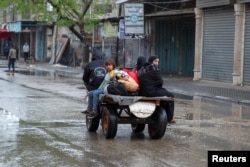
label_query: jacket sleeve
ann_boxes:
[82,65,90,83]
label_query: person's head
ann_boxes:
[148,55,159,66]
[92,49,103,61]
[136,56,146,70]
[105,58,116,72]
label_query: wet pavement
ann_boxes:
[1,58,248,105]
[0,59,250,167]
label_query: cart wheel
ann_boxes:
[148,107,167,139]
[131,124,145,133]
[101,106,117,139]
[86,114,100,132]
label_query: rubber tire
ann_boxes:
[148,107,167,139]
[131,124,145,133]
[101,106,117,139]
[86,114,100,132]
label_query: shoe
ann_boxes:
[81,110,90,114]
[169,119,176,124]
[87,111,98,119]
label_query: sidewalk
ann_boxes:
[2,59,250,105]
[29,61,250,105]
[163,76,250,105]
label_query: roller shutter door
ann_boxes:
[202,7,235,82]
[243,5,250,86]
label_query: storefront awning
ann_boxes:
[0,29,13,40]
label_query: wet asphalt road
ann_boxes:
[0,69,250,167]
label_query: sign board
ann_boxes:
[8,21,22,32]
[124,3,144,35]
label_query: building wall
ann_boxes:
[194,2,250,85]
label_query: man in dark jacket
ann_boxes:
[82,49,106,91]
[138,56,175,123]
[81,49,106,114]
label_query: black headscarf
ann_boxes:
[136,56,146,70]
[148,55,158,64]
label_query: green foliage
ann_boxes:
[0,0,111,34]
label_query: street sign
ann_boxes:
[124,3,144,35]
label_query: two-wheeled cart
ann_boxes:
[86,94,174,139]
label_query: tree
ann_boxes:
[0,0,110,63]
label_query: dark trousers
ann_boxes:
[140,87,175,122]
[162,101,175,122]
[24,52,29,61]
[4,53,9,59]
[8,58,16,72]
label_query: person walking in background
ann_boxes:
[81,49,106,114]
[7,44,17,75]
[22,42,29,62]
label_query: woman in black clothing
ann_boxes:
[137,55,175,123]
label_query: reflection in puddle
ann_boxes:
[25,121,85,128]
[174,93,193,100]
[0,108,20,128]
[0,108,20,144]
[18,69,79,79]
[18,69,55,79]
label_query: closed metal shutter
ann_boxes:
[196,0,232,8]
[202,7,235,82]
[243,5,250,85]
[238,0,250,3]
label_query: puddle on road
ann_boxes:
[17,69,79,78]
[174,95,250,133]
[0,108,20,127]
[174,93,193,100]
[0,107,84,128]
[24,120,86,128]
[3,69,52,77]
